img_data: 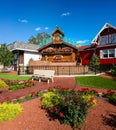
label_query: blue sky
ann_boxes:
[0,0,116,46]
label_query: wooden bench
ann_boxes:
[32,70,55,83]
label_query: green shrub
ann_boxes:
[41,91,60,108]
[0,79,8,88]
[25,94,32,100]
[10,85,20,90]
[16,98,24,103]
[0,102,23,122]
[41,88,96,129]
[107,94,116,105]
[111,64,116,75]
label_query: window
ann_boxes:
[111,34,116,43]
[103,50,108,58]
[100,49,116,58]
[14,53,18,60]
[109,49,115,58]
[98,34,116,44]
[99,36,108,44]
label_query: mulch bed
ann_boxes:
[0,97,115,130]
[0,74,116,130]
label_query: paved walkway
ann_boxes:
[0,77,77,103]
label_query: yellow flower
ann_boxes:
[92,99,97,106]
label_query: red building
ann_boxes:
[78,23,116,66]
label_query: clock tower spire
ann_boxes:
[52,26,64,43]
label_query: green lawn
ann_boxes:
[0,73,31,80]
[76,76,116,90]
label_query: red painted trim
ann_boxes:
[100,58,116,64]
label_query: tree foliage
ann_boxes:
[28,32,51,45]
[89,53,100,72]
[111,64,116,75]
[0,44,13,69]
[28,36,36,44]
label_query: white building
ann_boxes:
[8,42,41,70]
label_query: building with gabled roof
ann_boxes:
[37,26,78,63]
[8,42,41,70]
[78,23,116,66]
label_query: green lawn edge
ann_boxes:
[75,76,116,90]
[0,73,31,80]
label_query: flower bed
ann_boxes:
[41,87,97,129]
[1,79,36,91]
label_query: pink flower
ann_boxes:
[59,112,64,118]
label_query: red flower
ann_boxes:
[90,97,94,101]
[77,90,80,93]
[107,90,112,93]
[31,92,35,97]
[92,89,98,94]
[59,112,64,117]
[54,107,58,111]
[81,88,89,93]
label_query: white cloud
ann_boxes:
[35,27,41,31]
[45,27,49,30]
[76,40,89,44]
[18,19,28,23]
[61,12,71,16]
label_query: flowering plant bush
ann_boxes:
[0,79,8,88]
[0,102,23,122]
[107,93,116,105]
[103,90,116,105]
[41,90,60,108]
[2,79,36,90]
[103,89,115,97]
[41,88,96,129]
[77,88,98,96]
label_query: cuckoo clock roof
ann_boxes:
[52,26,64,36]
[38,26,78,52]
[38,41,78,52]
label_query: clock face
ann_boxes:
[55,36,60,41]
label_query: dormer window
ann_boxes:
[99,35,108,44]
[98,33,116,44]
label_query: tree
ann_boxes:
[0,44,13,70]
[89,53,100,73]
[28,36,37,44]
[111,64,116,75]
[28,32,51,45]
